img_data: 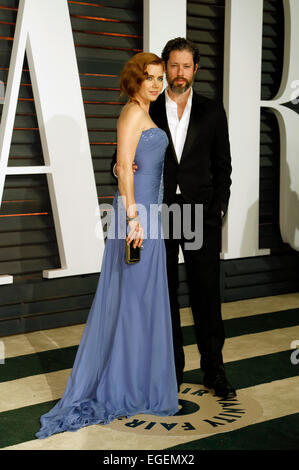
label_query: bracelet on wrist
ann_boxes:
[126,215,138,222]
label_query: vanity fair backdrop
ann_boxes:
[0,0,298,336]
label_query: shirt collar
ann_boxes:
[165,87,193,108]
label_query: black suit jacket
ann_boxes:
[111,90,232,227]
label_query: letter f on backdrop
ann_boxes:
[0,0,104,285]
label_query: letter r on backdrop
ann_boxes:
[222,0,299,259]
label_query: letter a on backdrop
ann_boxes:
[0,0,104,285]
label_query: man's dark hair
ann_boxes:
[161,37,200,68]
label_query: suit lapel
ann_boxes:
[179,92,201,165]
[150,92,178,164]
[151,90,205,165]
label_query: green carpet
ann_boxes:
[0,305,299,449]
[167,413,299,450]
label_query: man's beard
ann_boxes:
[166,74,195,94]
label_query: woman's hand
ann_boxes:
[126,219,144,249]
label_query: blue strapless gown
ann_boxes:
[36,128,179,439]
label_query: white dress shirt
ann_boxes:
[165,87,193,194]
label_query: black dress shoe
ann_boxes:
[204,373,236,399]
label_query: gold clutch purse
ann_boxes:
[125,241,141,264]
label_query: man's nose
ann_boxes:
[177,65,185,76]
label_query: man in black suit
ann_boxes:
[112,37,235,399]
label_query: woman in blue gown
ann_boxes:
[36,53,179,439]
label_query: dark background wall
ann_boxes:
[0,0,298,336]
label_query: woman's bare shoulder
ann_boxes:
[118,102,147,129]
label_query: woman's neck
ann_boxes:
[130,96,150,114]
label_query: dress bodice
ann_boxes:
[133,127,168,206]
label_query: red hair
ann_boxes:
[120,52,164,100]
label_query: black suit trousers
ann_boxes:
[163,195,225,384]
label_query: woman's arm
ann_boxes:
[117,104,145,247]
